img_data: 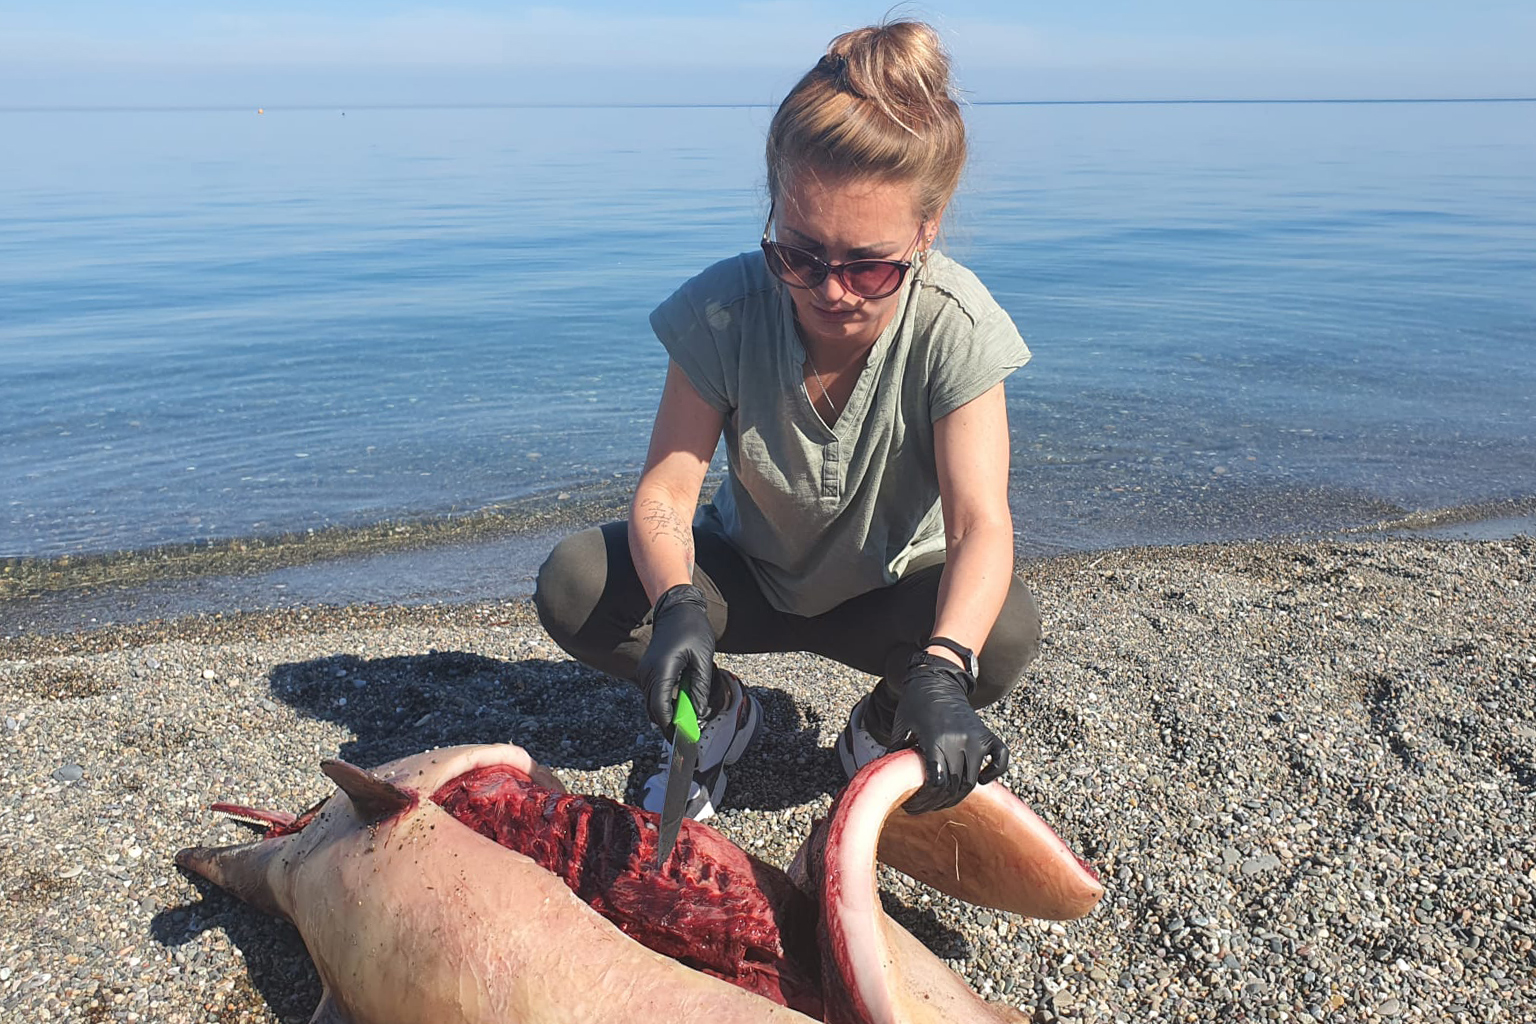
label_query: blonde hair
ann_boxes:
[766,20,966,221]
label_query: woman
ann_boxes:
[535,20,1040,820]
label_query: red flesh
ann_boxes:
[431,765,825,1018]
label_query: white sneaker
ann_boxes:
[836,695,889,780]
[641,669,762,822]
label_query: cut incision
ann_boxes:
[431,764,825,1018]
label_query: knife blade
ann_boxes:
[654,691,701,870]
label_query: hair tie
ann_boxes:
[818,52,848,76]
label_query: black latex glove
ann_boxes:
[890,653,1009,814]
[637,583,715,731]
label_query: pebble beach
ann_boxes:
[1,533,1532,1023]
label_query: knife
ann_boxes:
[654,691,701,870]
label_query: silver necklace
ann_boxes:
[805,351,838,420]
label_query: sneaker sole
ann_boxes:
[835,727,859,781]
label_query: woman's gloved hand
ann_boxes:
[890,652,1009,813]
[637,583,715,731]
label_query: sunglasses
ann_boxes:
[760,206,924,300]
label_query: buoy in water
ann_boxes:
[257,108,264,114]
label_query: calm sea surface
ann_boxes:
[2,102,1534,571]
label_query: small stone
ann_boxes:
[1242,854,1282,876]
[0,967,9,981]
[202,669,216,680]
[53,764,84,784]
[1376,997,1402,1016]
[1222,847,1242,868]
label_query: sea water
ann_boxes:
[2,101,1533,591]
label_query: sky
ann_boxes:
[2,1,1533,107]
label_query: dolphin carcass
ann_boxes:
[177,743,1102,1024]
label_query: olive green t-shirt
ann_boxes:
[649,248,1030,617]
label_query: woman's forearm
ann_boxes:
[628,480,700,606]
[928,518,1014,658]
[928,382,1015,665]
[629,361,725,607]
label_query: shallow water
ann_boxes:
[2,101,1533,607]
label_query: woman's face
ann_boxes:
[769,176,935,354]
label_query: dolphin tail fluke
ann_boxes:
[874,760,1104,920]
[817,750,1104,1023]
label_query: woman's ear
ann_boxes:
[921,205,946,250]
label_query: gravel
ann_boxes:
[1,535,1532,1022]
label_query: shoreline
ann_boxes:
[3,492,1534,640]
[0,476,640,602]
[1,532,1532,1021]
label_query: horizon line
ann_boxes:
[1,96,1534,114]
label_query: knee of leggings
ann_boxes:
[532,527,607,648]
[974,581,1043,708]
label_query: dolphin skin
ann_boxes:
[177,743,1103,1023]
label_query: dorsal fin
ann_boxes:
[320,759,417,823]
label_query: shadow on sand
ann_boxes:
[152,644,938,1020]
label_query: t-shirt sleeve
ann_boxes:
[648,272,736,415]
[927,307,1032,421]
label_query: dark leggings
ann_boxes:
[533,522,1041,740]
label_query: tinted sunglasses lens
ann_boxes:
[766,243,824,288]
[843,260,904,298]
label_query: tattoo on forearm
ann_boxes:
[638,498,694,568]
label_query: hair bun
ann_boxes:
[824,20,957,136]
[767,19,968,220]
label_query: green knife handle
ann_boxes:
[672,691,701,745]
